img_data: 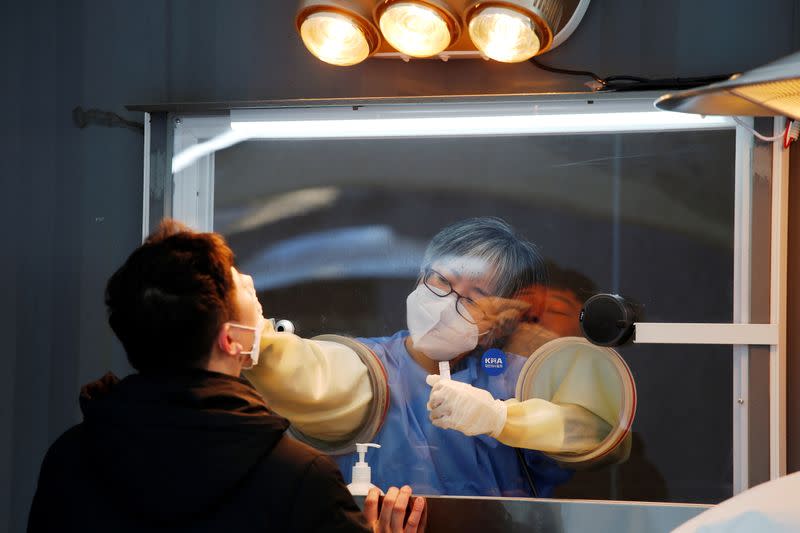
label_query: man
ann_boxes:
[537,261,597,338]
[28,219,424,533]
[504,260,598,356]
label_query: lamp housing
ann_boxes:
[655,50,800,120]
[374,0,461,58]
[296,0,590,64]
[296,0,382,66]
[464,0,563,62]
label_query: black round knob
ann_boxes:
[580,294,637,347]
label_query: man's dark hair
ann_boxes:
[545,260,598,305]
[105,219,238,372]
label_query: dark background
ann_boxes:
[3,1,800,531]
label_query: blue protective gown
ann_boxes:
[334,331,572,497]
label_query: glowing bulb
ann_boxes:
[468,6,541,63]
[300,11,371,66]
[379,2,452,58]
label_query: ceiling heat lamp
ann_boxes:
[296,0,591,65]
[376,1,460,58]
[466,1,562,63]
[297,0,381,66]
[655,50,800,121]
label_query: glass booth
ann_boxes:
[134,92,789,532]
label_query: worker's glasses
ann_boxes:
[422,268,487,324]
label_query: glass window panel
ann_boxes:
[549,343,733,504]
[207,129,736,502]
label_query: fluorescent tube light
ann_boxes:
[230,105,733,139]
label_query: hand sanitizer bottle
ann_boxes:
[347,443,381,496]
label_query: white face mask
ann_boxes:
[229,317,269,369]
[406,285,479,361]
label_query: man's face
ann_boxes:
[231,266,263,328]
[540,288,583,337]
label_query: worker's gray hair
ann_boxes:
[421,217,546,297]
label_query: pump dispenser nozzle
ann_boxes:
[348,443,381,496]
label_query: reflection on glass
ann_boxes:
[541,263,597,338]
[213,130,736,502]
[506,262,597,356]
[245,217,632,498]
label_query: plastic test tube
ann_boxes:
[438,360,451,380]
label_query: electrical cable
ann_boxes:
[603,75,650,83]
[529,57,605,85]
[732,116,787,142]
[605,75,731,92]
[528,58,799,147]
[514,447,539,498]
[529,58,731,92]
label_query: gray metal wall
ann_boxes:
[2,1,799,531]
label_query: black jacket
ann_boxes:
[28,369,371,532]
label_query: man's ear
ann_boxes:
[217,323,242,356]
[518,284,548,323]
[534,286,549,322]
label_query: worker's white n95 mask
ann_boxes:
[229,317,268,369]
[406,285,479,361]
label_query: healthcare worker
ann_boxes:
[247,218,613,497]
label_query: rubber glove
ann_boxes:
[426,375,507,437]
[426,374,611,453]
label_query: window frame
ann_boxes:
[137,92,789,498]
